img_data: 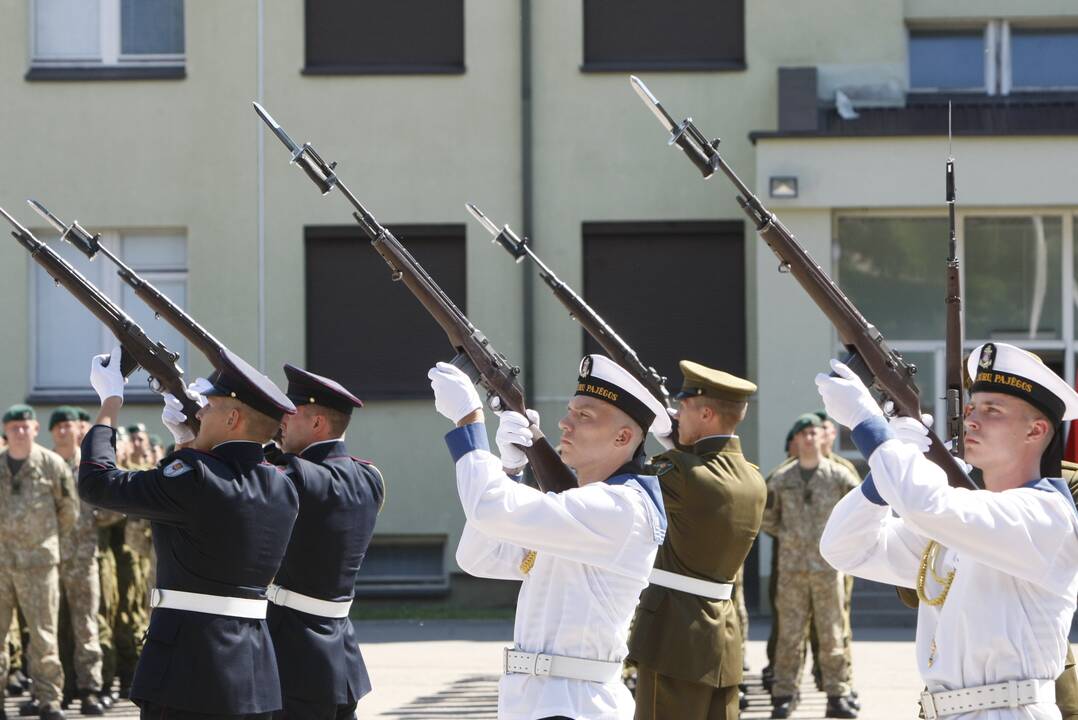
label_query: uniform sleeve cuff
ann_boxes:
[860,473,888,506]
[851,416,893,460]
[445,423,490,462]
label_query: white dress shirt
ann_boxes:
[447,424,664,720]
[820,420,1078,719]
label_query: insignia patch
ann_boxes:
[163,460,192,478]
[579,355,593,378]
[979,343,996,370]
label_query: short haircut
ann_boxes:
[698,396,748,425]
[314,405,351,437]
[221,397,281,442]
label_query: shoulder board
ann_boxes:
[647,457,675,476]
[162,459,193,478]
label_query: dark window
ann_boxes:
[582,221,746,390]
[1011,29,1078,89]
[909,30,985,90]
[305,224,466,399]
[582,0,745,72]
[304,0,464,75]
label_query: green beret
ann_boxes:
[49,406,80,430]
[126,423,148,435]
[116,426,130,440]
[814,410,831,424]
[786,412,822,443]
[149,434,163,448]
[76,408,91,423]
[674,360,757,402]
[2,404,36,424]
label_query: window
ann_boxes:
[305,224,466,399]
[835,212,1077,434]
[582,0,745,72]
[582,221,746,389]
[31,230,188,401]
[30,0,184,80]
[354,536,448,597]
[909,21,1078,94]
[303,0,464,75]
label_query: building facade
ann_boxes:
[1,0,1076,611]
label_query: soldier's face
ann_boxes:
[131,431,150,454]
[194,396,239,450]
[557,396,637,476]
[280,405,319,454]
[674,397,701,445]
[793,426,821,456]
[51,420,79,450]
[964,392,1051,473]
[819,420,837,452]
[4,420,38,453]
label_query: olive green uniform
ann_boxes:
[629,436,766,719]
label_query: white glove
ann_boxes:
[496,409,540,470]
[814,359,883,430]
[888,415,932,454]
[654,408,678,451]
[90,345,127,402]
[186,378,211,408]
[161,393,196,445]
[427,362,482,423]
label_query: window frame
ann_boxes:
[908,19,1078,96]
[28,0,185,80]
[831,207,1077,442]
[27,228,189,404]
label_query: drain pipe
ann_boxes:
[256,0,266,371]
[521,0,535,401]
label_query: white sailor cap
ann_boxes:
[966,342,1078,423]
[574,354,672,437]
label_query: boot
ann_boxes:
[739,688,749,711]
[38,705,66,720]
[18,699,42,717]
[8,670,27,697]
[825,695,859,719]
[771,695,798,719]
[78,692,105,717]
[848,689,861,710]
[761,664,774,693]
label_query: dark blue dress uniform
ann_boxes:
[78,348,300,718]
[267,364,384,720]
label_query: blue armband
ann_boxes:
[859,473,887,506]
[851,416,893,460]
[445,422,490,462]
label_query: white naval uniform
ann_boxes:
[446,423,665,720]
[820,419,1078,719]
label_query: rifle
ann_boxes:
[253,102,578,494]
[0,207,200,434]
[630,76,975,491]
[27,200,230,370]
[466,203,673,412]
[944,105,964,457]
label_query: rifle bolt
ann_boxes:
[154,312,161,320]
[391,271,402,282]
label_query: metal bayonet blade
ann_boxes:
[630,75,677,132]
[253,101,302,154]
[27,200,66,234]
[465,203,500,237]
[0,207,26,233]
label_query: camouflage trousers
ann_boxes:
[58,553,103,693]
[96,530,119,693]
[0,565,63,704]
[111,522,149,688]
[772,570,850,698]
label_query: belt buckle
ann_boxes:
[502,646,511,675]
[266,584,281,604]
[149,588,162,609]
[920,691,939,720]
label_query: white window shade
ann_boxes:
[34,0,101,60]
[32,230,187,399]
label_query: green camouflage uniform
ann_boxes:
[56,450,104,696]
[762,456,858,699]
[0,444,78,706]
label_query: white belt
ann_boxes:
[149,588,267,619]
[503,647,622,684]
[267,583,353,619]
[649,568,733,600]
[920,679,1055,719]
